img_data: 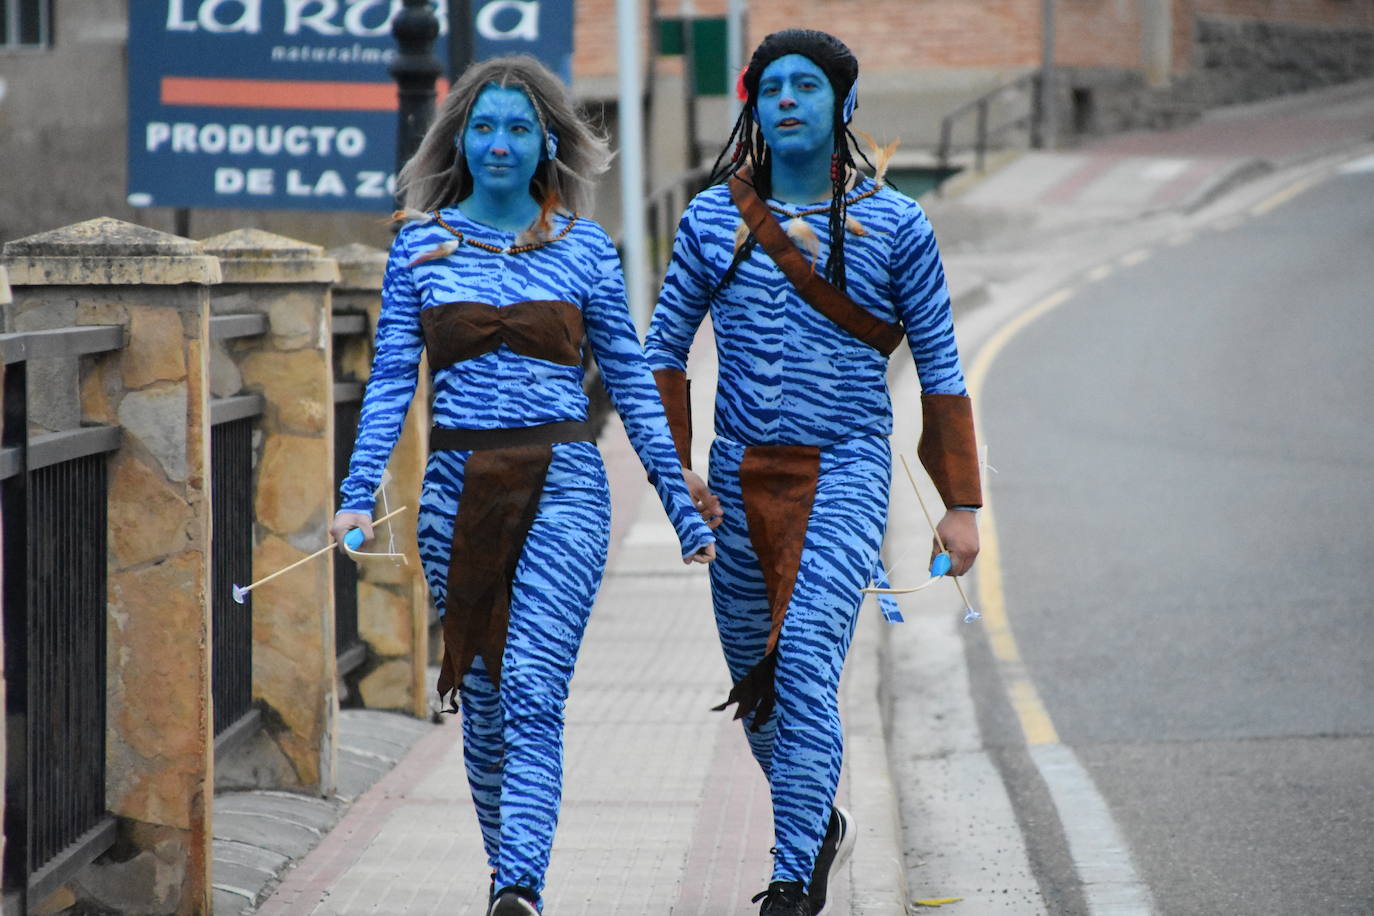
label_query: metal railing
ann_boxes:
[1,327,122,907]
[937,72,1042,172]
[331,310,367,677]
[208,314,267,742]
[331,312,368,676]
[643,166,713,294]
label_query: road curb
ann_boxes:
[843,611,912,915]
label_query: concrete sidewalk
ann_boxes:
[246,333,907,916]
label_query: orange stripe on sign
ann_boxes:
[161,77,450,111]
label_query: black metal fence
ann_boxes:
[209,407,257,737]
[332,311,368,677]
[1,328,121,907]
[937,72,1042,173]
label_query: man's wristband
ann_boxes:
[951,505,979,514]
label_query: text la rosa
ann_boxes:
[214,167,395,199]
[165,0,544,42]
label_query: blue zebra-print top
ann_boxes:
[644,178,967,447]
[339,208,713,557]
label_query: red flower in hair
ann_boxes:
[735,67,749,102]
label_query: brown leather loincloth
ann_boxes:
[714,444,821,729]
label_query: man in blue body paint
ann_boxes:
[646,29,983,916]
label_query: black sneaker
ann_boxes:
[751,880,812,915]
[489,885,540,915]
[808,806,855,914]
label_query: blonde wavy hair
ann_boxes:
[397,55,611,224]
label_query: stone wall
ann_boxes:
[1184,15,1374,106]
[0,220,433,912]
[3,218,221,915]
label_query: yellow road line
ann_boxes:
[1085,264,1114,282]
[966,288,1082,747]
[1251,174,1321,217]
[1118,248,1152,268]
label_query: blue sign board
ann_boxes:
[127,1,575,213]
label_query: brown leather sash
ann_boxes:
[713,444,820,729]
[728,172,906,357]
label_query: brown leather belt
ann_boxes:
[429,420,594,452]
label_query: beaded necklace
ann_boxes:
[431,210,579,254]
[767,184,878,220]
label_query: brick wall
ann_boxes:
[572,0,1374,80]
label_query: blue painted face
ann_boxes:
[755,54,836,157]
[462,85,543,196]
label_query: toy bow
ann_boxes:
[231,472,408,605]
[862,454,982,624]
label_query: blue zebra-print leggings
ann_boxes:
[708,434,891,886]
[417,443,611,905]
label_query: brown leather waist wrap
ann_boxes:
[652,367,693,469]
[728,172,906,357]
[713,444,820,729]
[420,299,584,371]
[430,420,593,452]
[917,394,983,509]
[434,444,554,710]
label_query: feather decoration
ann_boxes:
[846,216,868,237]
[734,220,750,254]
[785,217,820,269]
[854,128,901,188]
[389,208,433,224]
[407,241,458,266]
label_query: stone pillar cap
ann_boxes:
[325,243,387,292]
[0,266,10,306]
[202,229,341,285]
[1,217,221,286]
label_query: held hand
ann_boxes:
[330,512,374,552]
[932,509,979,577]
[683,542,717,565]
[684,469,724,529]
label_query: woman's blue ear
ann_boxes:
[545,129,559,162]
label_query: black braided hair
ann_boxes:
[706,30,861,299]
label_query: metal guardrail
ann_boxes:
[1,326,123,906]
[208,313,267,741]
[937,72,1042,172]
[210,412,258,738]
[332,315,367,676]
[643,166,713,293]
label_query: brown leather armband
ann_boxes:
[652,367,693,469]
[917,394,983,509]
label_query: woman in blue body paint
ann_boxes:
[645,30,983,916]
[331,56,715,916]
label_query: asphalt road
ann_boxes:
[976,160,1374,914]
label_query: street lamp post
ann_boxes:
[1038,0,1057,149]
[448,0,474,83]
[390,0,442,199]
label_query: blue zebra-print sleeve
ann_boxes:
[583,229,714,559]
[339,230,424,513]
[890,203,967,397]
[644,206,712,372]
